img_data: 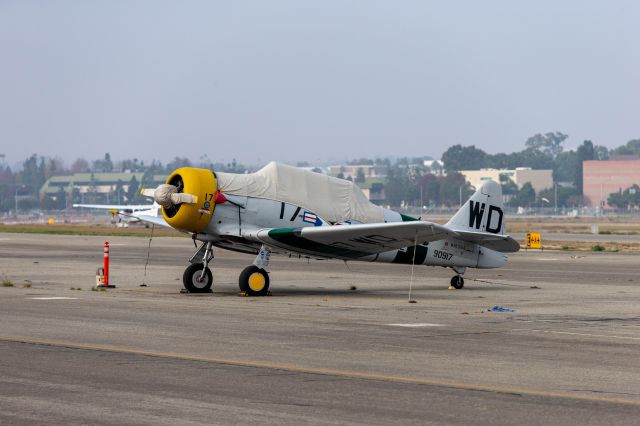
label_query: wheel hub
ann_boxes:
[248,272,266,291]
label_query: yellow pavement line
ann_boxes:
[1,335,639,406]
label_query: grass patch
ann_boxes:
[2,280,14,287]
[591,245,606,252]
[22,283,31,288]
[561,245,570,250]
[0,224,181,238]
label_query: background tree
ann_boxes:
[347,158,374,165]
[594,145,610,160]
[499,173,519,196]
[608,184,640,209]
[524,132,568,158]
[507,182,536,207]
[553,150,579,185]
[55,186,67,210]
[384,165,410,207]
[87,173,98,203]
[126,175,139,203]
[537,185,581,208]
[70,158,90,173]
[441,145,488,171]
[611,139,640,157]
[92,152,114,172]
[439,172,473,207]
[114,179,125,204]
[575,140,596,192]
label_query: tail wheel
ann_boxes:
[239,265,270,296]
[183,263,213,293]
[450,275,464,289]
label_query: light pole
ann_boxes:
[13,184,26,217]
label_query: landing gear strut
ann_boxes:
[182,242,213,293]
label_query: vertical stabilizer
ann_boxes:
[446,180,505,235]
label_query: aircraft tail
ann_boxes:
[446,180,505,235]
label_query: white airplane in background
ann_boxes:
[125,162,520,296]
[73,202,165,226]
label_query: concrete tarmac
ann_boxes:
[1,233,639,425]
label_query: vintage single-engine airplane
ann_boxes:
[73,202,162,227]
[129,162,519,295]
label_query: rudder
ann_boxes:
[446,180,505,235]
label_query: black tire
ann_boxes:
[183,263,213,293]
[239,265,270,296]
[450,275,464,289]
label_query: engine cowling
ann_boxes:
[160,167,217,233]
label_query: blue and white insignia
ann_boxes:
[302,211,322,226]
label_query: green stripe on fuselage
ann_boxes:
[400,213,418,222]
[392,244,428,264]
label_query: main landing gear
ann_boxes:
[450,275,464,289]
[182,242,214,293]
[449,266,466,289]
[238,245,272,296]
[182,242,272,296]
[238,265,270,296]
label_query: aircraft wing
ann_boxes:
[454,230,520,253]
[73,204,154,212]
[246,221,457,260]
[129,212,173,229]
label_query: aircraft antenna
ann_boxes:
[408,231,418,303]
[141,224,155,287]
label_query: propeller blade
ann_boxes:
[170,193,197,205]
[140,188,156,198]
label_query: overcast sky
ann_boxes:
[0,1,638,167]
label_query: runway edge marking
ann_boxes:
[1,335,639,407]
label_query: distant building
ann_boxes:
[40,172,168,204]
[326,165,387,180]
[356,178,386,205]
[583,159,640,208]
[460,168,553,193]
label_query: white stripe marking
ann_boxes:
[30,297,78,300]
[387,323,446,328]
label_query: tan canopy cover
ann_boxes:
[216,162,384,224]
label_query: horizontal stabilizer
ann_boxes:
[454,230,520,253]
